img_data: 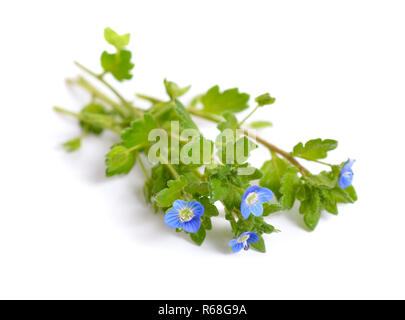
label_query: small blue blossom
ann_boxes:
[164,200,204,233]
[338,159,355,189]
[228,232,260,253]
[240,186,273,219]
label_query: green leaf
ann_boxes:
[255,93,275,106]
[208,176,243,210]
[151,165,172,194]
[291,138,338,161]
[104,27,130,50]
[332,185,358,203]
[202,216,212,230]
[252,217,275,234]
[63,137,81,152]
[164,79,191,100]
[201,85,249,115]
[199,197,219,217]
[105,145,136,177]
[80,112,117,130]
[217,112,238,132]
[300,189,322,231]
[208,177,228,203]
[247,121,272,129]
[320,189,338,215]
[101,50,134,81]
[260,152,291,199]
[238,164,263,182]
[190,226,206,245]
[262,203,284,216]
[173,99,199,130]
[79,103,107,134]
[155,176,187,208]
[345,185,358,202]
[185,183,209,197]
[306,170,339,189]
[121,114,157,149]
[250,235,266,253]
[279,167,301,209]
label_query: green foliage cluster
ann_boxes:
[54,28,357,253]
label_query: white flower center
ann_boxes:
[246,192,258,206]
[178,207,194,222]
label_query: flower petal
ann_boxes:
[342,159,356,172]
[250,202,263,217]
[241,201,251,219]
[187,201,204,217]
[338,171,353,189]
[164,209,181,229]
[238,232,250,239]
[181,216,201,233]
[173,200,187,211]
[231,242,244,253]
[257,187,274,203]
[246,232,259,244]
[242,185,260,202]
[228,239,237,247]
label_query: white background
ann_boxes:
[0,0,404,299]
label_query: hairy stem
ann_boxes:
[136,93,162,105]
[74,61,143,119]
[138,153,151,180]
[310,159,333,167]
[157,155,180,179]
[239,105,260,127]
[66,76,128,118]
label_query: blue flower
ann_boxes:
[338,159,355,189]
[164,200,204,233]
[241,186,273,219]
[228,232,260,252]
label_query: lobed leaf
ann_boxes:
[260,152,291,199]
[105,145,136,177]
[121,114,157,149]
[255,93,275,106]
[155,176,187,208]
[201,85,249,115]
[292,138,338,161]
[279,167,301,209]
[164,79,191,100]
[101,50,134,81]
[104,27,130,50]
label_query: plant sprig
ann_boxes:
[54,28,357,253]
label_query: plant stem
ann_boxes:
[53,106,122,134]
[192,168,206,181]
[239,105,260,127]
[186,107,223,123]
[128,144,145,152]
[66,76,128,118]
[186,107,311,176]
[74,61,144,119]
[158,155,180,179]
[240,128,310,176]
[310,159,334,167]
[136,93,162,105]
[138,154,151,180]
